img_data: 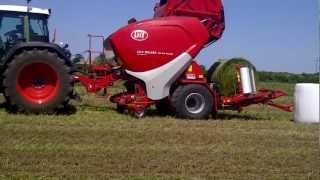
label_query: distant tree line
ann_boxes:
[257,71,319,83]
[201,64,319,83]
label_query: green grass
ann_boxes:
[0,82,319,179]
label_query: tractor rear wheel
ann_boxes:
[3,49,73,113]
[171,84,213,119]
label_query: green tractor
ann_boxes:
[0,5,73,113]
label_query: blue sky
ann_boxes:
[1,0,318,73]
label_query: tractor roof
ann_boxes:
[0,5,50,15]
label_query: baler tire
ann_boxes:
[116,105,125,114]
[156,98,173,115]
[171,84,213,120]
[132,108,147,119]
[3,49,73,113]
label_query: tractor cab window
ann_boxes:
[29,14,49,42]
[0,13,24,49]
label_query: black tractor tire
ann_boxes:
[171,84,214,120]
[3,49,73,113]
[156,98,173,115]
[116,104,125,114]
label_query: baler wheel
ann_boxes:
[116,104,125,113]
[130,108,147,119]
[3,49,73,113]
[171,84,214,119]
[155,98,173,115]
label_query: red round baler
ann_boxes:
[74,0,292,119]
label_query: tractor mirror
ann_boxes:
[52,28,57,43]
[58,42,69,49]
[63,43,69,49]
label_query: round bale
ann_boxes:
[207,58,257,96]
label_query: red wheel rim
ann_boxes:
[16,62,60,104]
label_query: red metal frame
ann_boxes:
[74,34,119,94]
[110,81,154,113]
[221,90,293,112]
[87,34,105,66]
[220,65,293,112]
[73,72,120,94]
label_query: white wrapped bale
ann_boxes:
[294,83,320,123]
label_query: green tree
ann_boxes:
[200,65,207,75]
[93,53,108,65]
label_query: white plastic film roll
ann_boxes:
[250,68,257,93]
[240,67,256,94]
[294,83,320,123]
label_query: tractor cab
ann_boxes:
[0,5,50,60]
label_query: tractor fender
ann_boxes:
[1,42,72,68]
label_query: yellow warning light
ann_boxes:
[188,65,193,72]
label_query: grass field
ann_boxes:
[0,82,319,179]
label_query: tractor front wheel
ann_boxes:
[3,49,73,113]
